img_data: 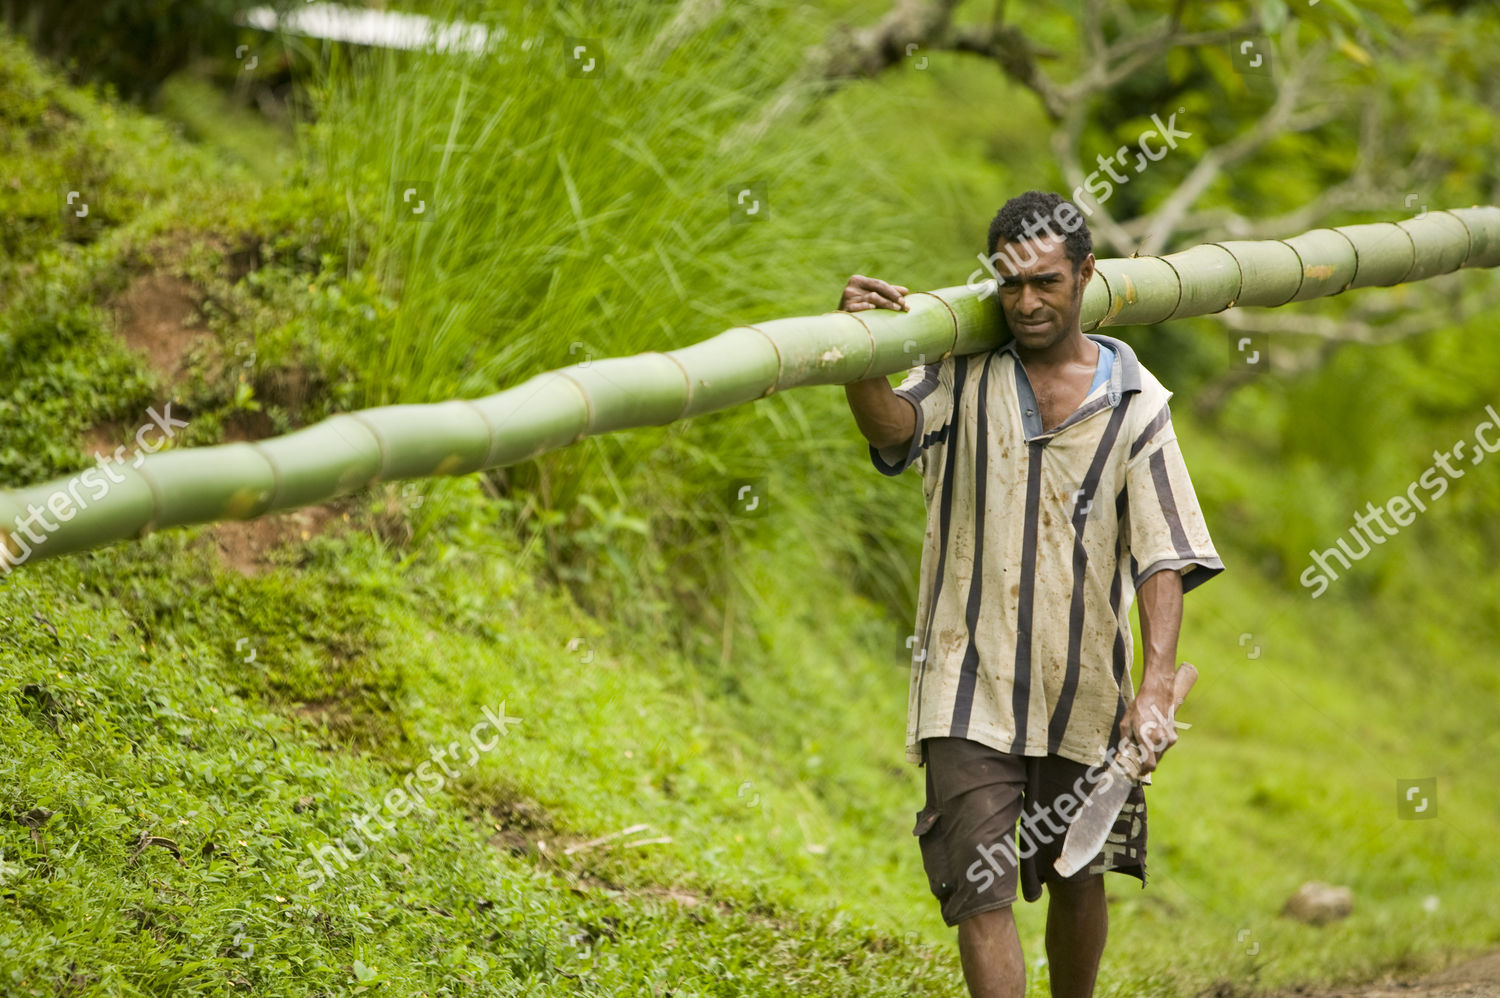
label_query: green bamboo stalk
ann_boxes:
[3,206,1498,570]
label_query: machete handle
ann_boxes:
[1168,661,1198,723]
[1117,662,1199,781]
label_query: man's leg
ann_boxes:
[1044,873,1108,998]
[957,906,1025,998]
[917,739,1029,998]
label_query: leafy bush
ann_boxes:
[1,0,294,97]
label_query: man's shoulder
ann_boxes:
[936,347,1014,381]
[1132,363,1173,409]
[1121,360,1175,454]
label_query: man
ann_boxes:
[839,190,1223,998]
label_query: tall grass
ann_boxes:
[297,0,972,635]
[289,0,1500,677]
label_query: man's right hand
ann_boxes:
[838,275,910,313]
[839,276,918,450]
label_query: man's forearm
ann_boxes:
[844,377,917,451]
[1136,567,1184,695]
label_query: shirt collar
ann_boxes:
[996,331,1142,408]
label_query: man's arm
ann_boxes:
[1120,566,1184,774]
[838,275,916,451]
[845,379,917,451]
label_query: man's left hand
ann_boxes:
[1118,677,1180,776]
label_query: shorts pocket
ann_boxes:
[913,804,953,903]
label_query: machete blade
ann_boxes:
[1053,662,1199,878]
[1053,763,1133,878]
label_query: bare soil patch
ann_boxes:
[1271,951,1500,998]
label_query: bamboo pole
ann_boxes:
[3,206,1499,570]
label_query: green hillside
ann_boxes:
[2,2,1499,995]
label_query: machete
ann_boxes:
[1053,662,1198,878]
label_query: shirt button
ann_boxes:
[1026,409,1034,415]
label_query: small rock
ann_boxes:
[1281,881,1354,925]
[17,808,53,829]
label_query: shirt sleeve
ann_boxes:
[869,357,956,477]
[1123,400,1224,593]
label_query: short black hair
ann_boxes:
[986,190,1093,272]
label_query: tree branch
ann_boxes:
[1191,275,1500,417]
[1137,34,1330,255]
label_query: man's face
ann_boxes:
[993,234,1094,351]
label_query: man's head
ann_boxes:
[985,191,1095,350]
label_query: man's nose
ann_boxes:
[1017,284,1041,314]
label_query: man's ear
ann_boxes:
[1077,252,1096,285]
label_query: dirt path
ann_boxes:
[1280,952,1500,998]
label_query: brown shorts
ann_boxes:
[914,737,1147,926]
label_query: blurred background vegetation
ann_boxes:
[1,1,1498,995]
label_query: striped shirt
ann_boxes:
[870,333,1223,768]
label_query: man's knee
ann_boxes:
[1045,872,1104,903]
[958,904,1017,936]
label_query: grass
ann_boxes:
[0,488,968,996]
[5,433,1498,996]
[3,4,1500,996]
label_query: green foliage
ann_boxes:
[4,3,1500,996]
[293,0,959,633]
[0,0,291,99]
[154,74,296,181]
